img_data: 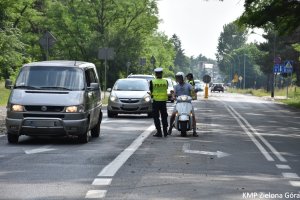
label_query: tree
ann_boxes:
[238,0,300,35]
[216,22,247,80]
[170,34,190,74]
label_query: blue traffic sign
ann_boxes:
[273,64,281,73]
[273,60,293,74]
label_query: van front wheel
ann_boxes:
[7,133,19,144]
[78,130,89,144]
[91,113,102,137]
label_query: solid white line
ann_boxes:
[289,181,300,187]
[229,105,287,162]
[225,106,275,162]
[98,124,155,177]
[92,178,112,186]
[276,164,291,169]
[85,190,107,199]
[282,173,299,179]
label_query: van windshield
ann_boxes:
[15,66,84,90]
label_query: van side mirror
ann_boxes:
[88,83,99,90]
[107,88,112,92]
[5,79,13,89]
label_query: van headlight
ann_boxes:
[66,105,84,113]
[11,104,25,112]
[144,96,151,102]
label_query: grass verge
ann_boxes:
[0,82,10,106]
[228,86,300,109]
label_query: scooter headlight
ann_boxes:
[180,96,188,101]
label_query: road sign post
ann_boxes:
[39,31,57,60]
[98,48,115,97]
[203,75,211,99]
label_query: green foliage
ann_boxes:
[0,28,25,79]
[238,0,300,35]
[171,34,190,74]
[0,81,10,106]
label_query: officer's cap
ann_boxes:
[154,67,163,73]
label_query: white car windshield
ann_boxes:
[113,79,149,91]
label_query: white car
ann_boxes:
[107,78,152,117]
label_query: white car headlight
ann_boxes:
[66,105,84,113]
[11,104,25,112]
[144,96,151,102]
[110,95,118,102]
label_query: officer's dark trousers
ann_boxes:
[152,101,168,133]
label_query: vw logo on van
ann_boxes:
[41,106,47,112]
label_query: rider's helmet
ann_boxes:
[175,72,185,80]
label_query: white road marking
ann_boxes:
[85,124,155,199]
[182,143,230,158]
[98,124,155,177]
[25,145,56,154]
[225,106,275,162]
[85,190,107,199]
[289,181,300,187]
[92,178,112,186]
[228,105,287,162]
[276,164,291,169]
[0,135,5,138]
[282,173,299,179]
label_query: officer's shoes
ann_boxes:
[167,128,172,135]
[153,132,162,137]
[192,131,199,137]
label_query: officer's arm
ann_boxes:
[149,80,153,97]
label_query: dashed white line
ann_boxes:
[289,181,300,187]
[92,178,112,186]
[98,124,155,177]
[282,173,299,179]
[276,164,291,169]
[85,124,155,199]
[85,190,107,199]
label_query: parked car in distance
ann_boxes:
[194,80,204,92]
[211,83,225,93]
[5,60,103,144]
[107,78,152,118]
[127,74,155,82]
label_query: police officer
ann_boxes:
[149,67,168,137]
[186,73,197,100]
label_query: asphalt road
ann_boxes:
[0,92,300,200]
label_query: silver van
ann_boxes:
[5,60,103,144]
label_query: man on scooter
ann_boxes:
[167,72,198,137]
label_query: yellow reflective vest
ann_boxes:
[152,79,168,101]
[188,80,197,100]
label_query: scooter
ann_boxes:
[174,95,194,137]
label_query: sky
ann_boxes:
[157,0,265,59]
